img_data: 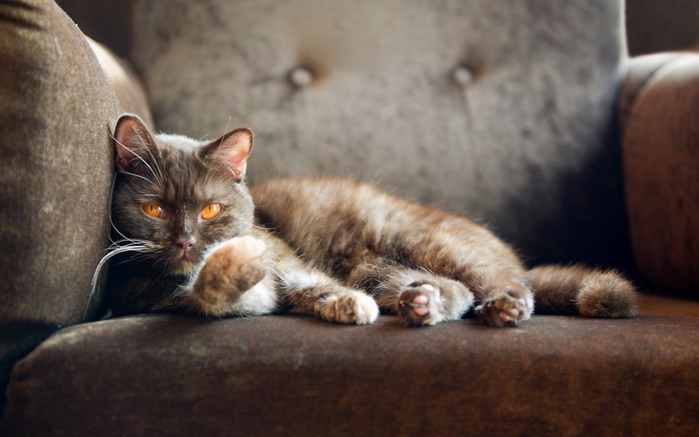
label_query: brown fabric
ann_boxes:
[0,323,56,412]
[0,0,148,416]
[619,53,699,298]
[0,0,116,324]
[626,0,699,55]
[2,294,698,437]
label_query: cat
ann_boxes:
[103,114,638,327]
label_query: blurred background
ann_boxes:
[58,0,699,58]
[627,0,699,55]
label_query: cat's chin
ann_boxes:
[169,259,199,276]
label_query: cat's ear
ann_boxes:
[202,128,253,180]
[113,114,158,172]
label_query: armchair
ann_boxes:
[1,1,698,435]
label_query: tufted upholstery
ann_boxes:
[62,0,630,266]
[141,0,629,266]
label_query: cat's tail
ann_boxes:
[525,265,638,318]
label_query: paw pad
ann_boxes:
[398,282,444,326]
[476,292,531,327]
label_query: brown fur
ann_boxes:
[527,265,638,317]
[251,179,637,326]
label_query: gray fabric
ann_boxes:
[123,0,629,265]
[0,0,116,325]
[0,0,128,412]
[2,295,699,437]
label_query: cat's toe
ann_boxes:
[218,235,266,264]
[398,282,445,326]
[193,236,268,308]
[314,292,379,325]
[205,236,267,281]
[476,291,532,327]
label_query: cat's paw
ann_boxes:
[216,235,267,264]
[476,290,533,327]
[314,292,379,325]
[398,282,445,326]
[192,236,268,309]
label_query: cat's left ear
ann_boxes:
[202,128,253,181]
[113,114,158,172]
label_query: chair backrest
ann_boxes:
[67,0,631,265]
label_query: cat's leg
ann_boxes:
[186,235,278,317]
[420,257,534,327]
[382,223,535,327]
[526,265,637,318]
[346,262,474,326]
[278,265,379,325]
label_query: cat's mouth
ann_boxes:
[168,246,202,275]
[170,256,198,275]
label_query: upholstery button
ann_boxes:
[452,65,474,87]
[289,67,314,88]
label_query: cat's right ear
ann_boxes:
[201,128,253,181]
[113,114,157,172]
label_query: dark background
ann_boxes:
[627,0,699,55]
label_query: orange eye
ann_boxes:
[201,203,222,220]
[141,203,164,218]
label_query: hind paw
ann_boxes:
[398,282,445,326]
[476,290,532,327]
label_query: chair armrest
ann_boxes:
[618,52,699,297]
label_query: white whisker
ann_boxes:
[111,133,163,187]
[86,242,153,318]
[117,170,157,185]
[107,173,131,244]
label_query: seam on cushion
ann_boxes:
[624,53,690,111]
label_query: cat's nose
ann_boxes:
[175,236,197,256]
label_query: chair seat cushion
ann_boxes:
[2,294,698,436]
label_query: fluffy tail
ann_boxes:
[526,265,638,318]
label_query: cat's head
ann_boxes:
[111,114,255,275]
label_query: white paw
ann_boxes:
[209,236,266,265]
[315,293,379,325]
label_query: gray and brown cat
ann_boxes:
[105,114,637,327]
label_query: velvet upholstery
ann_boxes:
[619,53,699,298]
[2,295,699,437]
[2,1,699,436]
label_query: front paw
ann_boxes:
[314,292,379,325]
[192,236,268,308]
[476,291,532,327]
